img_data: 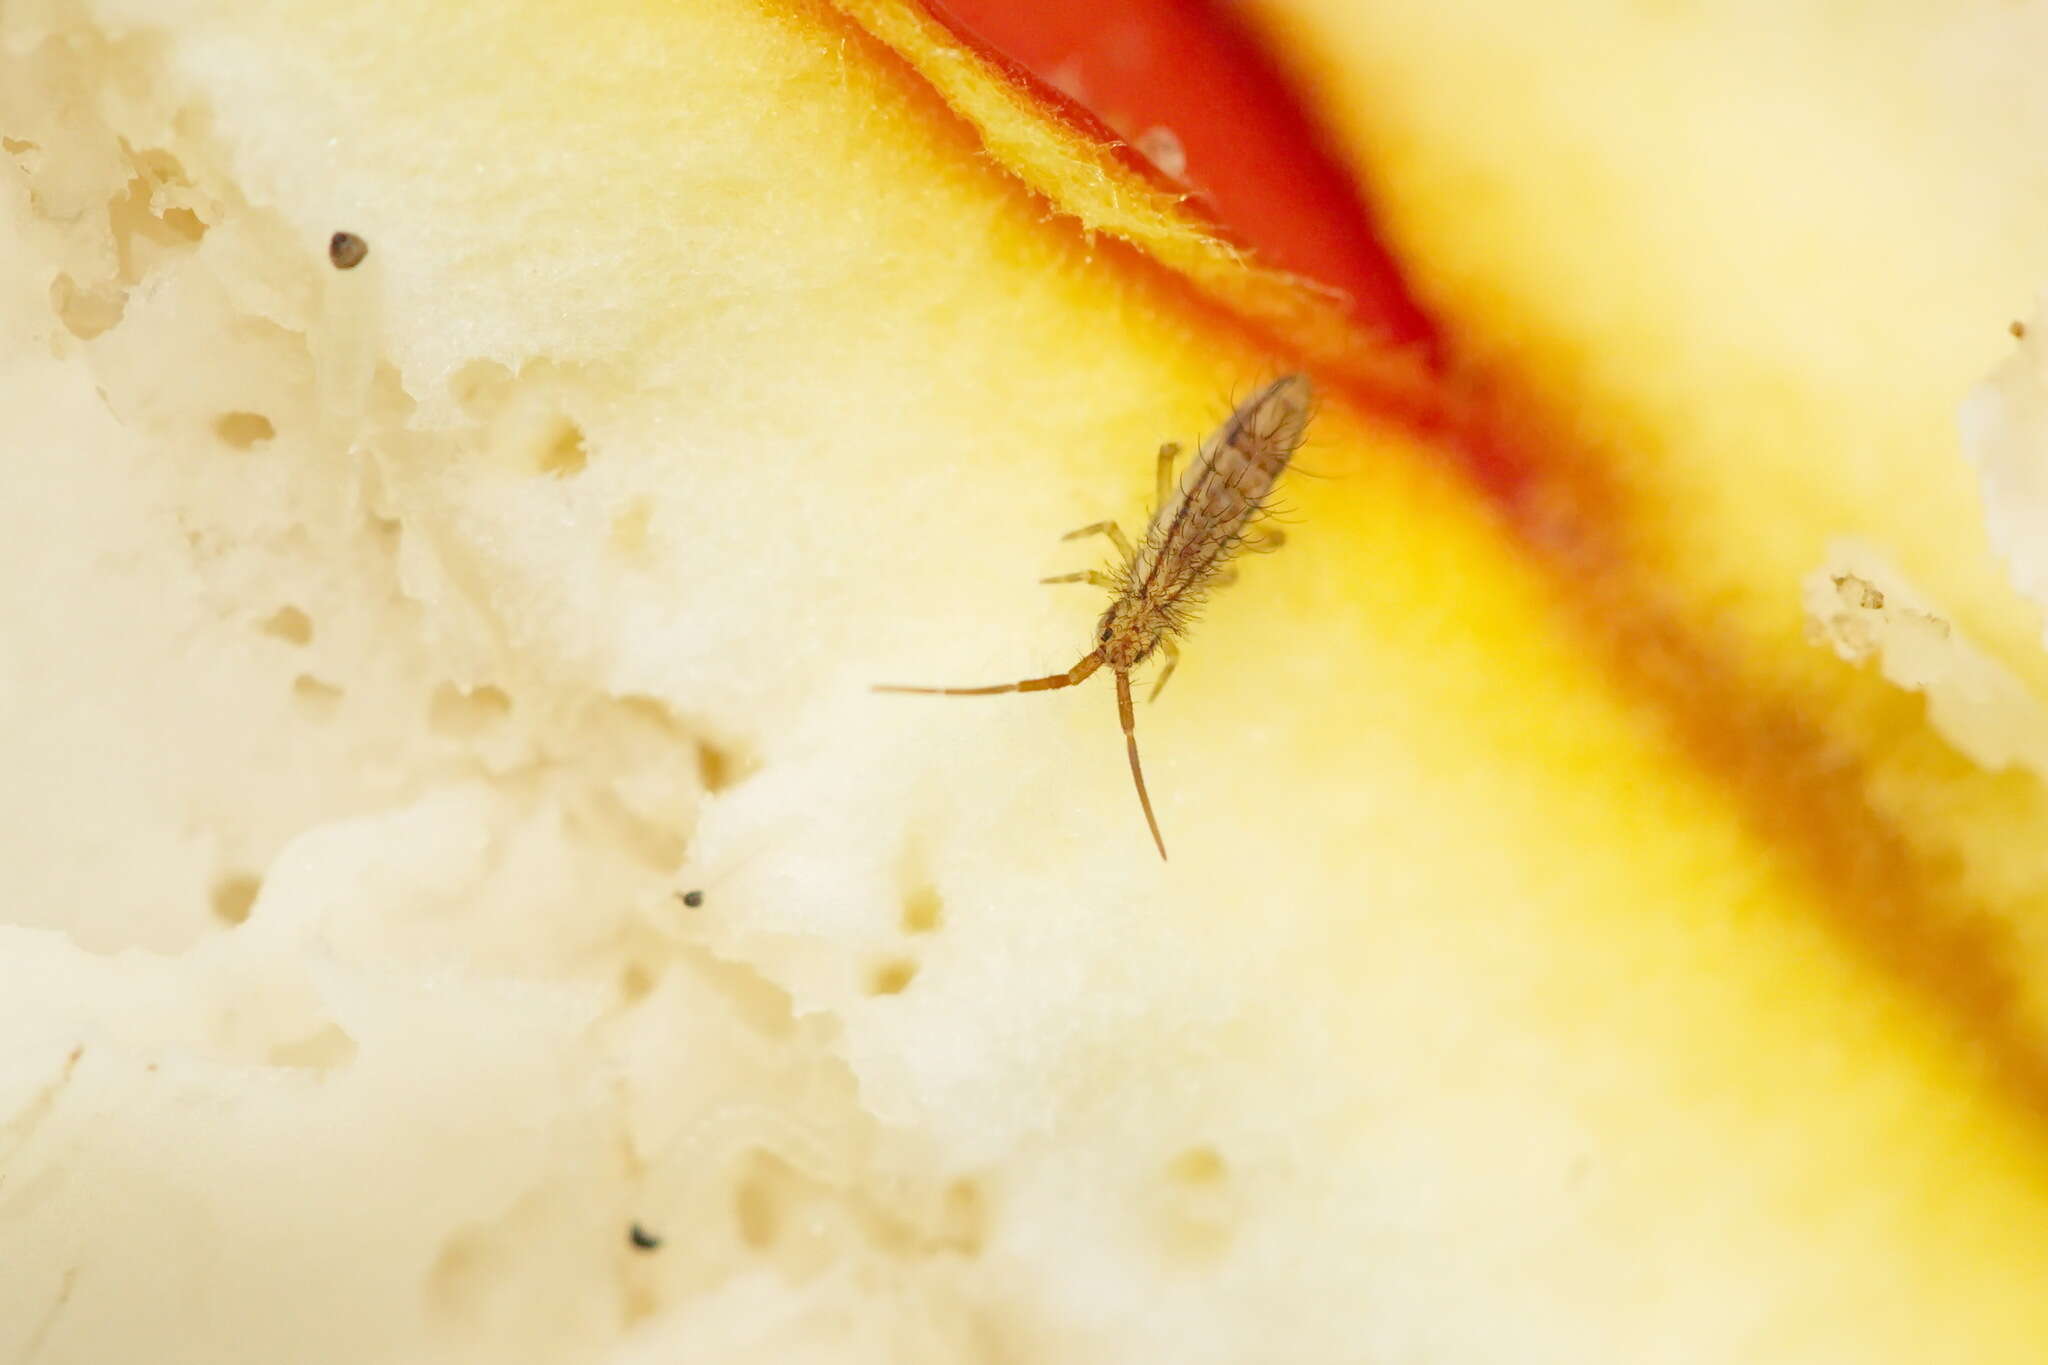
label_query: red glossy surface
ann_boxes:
[929,0,1441,363]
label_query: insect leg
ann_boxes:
[1059,520,1135,559]
[1242,527,1286,553]
[1115,669,1167,860]
[1040,569,1116,587]
[1147,638,1180,703]
[1155,441,1182,509]
[875,651,1104,697]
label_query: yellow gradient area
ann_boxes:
[1247,0,2048,1046]
[10,0,2048,1357]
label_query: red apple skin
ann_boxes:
[929,0,1437,357]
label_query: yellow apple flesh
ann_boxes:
[2,1,2046,1362]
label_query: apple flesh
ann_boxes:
[3,1,2048,1362]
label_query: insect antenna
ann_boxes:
[1113,668,1167,860]
[874,651,1104,697]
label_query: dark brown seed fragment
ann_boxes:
[328,231,369,270]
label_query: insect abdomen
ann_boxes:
[1139,374,1312,596]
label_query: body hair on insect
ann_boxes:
[876,373,1316,860]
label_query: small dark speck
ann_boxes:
[629,1222,662,1251]
[679,889,704,909]
[2013,320,2028,340]
[328,231,369,270]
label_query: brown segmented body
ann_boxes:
[877,374,1315,859]
[1126,373,1312,641]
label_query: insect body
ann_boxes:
[876,374,1314,860]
